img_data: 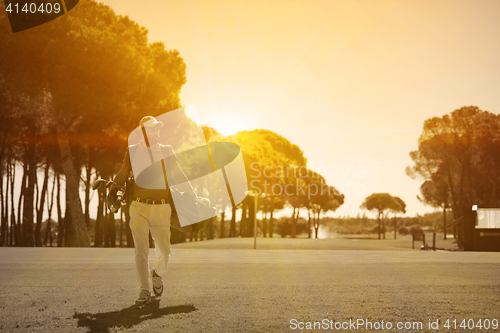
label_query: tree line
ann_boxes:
[0,0,186,247]
[0,0,346,247]
[2,1,498,248]
[206,128,345,241]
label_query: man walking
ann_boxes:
[109,115,196,306]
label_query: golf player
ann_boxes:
[109,115,196,306]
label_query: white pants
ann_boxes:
[129,201,172,292]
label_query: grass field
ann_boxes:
[0,237,499,333]
[175,232,459,251]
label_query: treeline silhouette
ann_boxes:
[1,1,499,248]
[0,0,346,247]
[0,0,185,247]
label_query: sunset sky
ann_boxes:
[98,0,500,217]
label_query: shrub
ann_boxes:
[398,226,409,235]
[276,218,308,238]
[278,220,290,238]
[372,226,386,234]
[410,225,424,236]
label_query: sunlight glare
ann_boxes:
[213,117,245,136]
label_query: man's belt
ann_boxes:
[133,197,168,205]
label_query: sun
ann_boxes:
[184,104,253,136]
[214,123,238,136]
[212,116,249,136]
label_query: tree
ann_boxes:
[311,185,344,239]
[360,193,399,239]
[246,130,306,239]
[221,129,307,238]
[390,197,406,239]
[407,106,500,248]
[408,107,500,215]
[303,170,324,238]
[285,167,307,238]
[417,178,450,239]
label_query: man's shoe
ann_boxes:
[152,268,163,296]
[135,289,151,307]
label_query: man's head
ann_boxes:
[140,116,164,128]
[139,116,163,146]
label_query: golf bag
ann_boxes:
[104,177,215,234]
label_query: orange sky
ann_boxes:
[98,0,500,217]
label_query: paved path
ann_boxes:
[0,244,499,332]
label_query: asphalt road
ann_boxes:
[0,239,499,332]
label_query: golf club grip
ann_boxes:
[91,179,103,190]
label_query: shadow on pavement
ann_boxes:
[73,298,197,333]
